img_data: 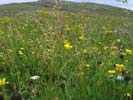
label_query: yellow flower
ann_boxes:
[108,70,116,75]
[92,47,99,51]
[112,46,118,50]
[79,36,84,40]
[32,51,35,55]
[103,46,109,50]
[20,48,24,50]
[51,46,55,49]
[18,50,24,55]
[115,64,125,71]
[1,16,10,24]
[65,27,71,31]
[121,52,126,56]
[127,92,131,97]
[105,30,113,34]
[83,49,87,54]
[18,48,25,55]
[64,43,73,50]
[86,64,90,68]
[126,49,132,54]
[0,78,8,86]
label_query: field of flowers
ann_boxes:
[0,8,133,100]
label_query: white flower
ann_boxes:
[116,75,124,80]
[30,76,40,80]
[116,39,121,43]
[108,75,114,78]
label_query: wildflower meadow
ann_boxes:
[0,4,133,100]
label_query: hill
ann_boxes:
[0,1,133,99]
[0,1,133,18]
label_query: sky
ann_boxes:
[65,0,133,10]
[0,0,132,10]
[0,0,38,4]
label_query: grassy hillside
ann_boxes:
[0,1,133,100]
[0,1,133,17]
[0,1,132,29]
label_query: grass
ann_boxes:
[0,1,133,18]
[0,2,133,100]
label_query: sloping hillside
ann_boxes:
[0,1,133,100]
[0,1,133,18]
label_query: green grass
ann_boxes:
[0,3,133,100]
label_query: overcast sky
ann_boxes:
[66,0,133,10]
[0,0,38,4]
[0,0,132,10]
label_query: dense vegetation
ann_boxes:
[0,1,132,100]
